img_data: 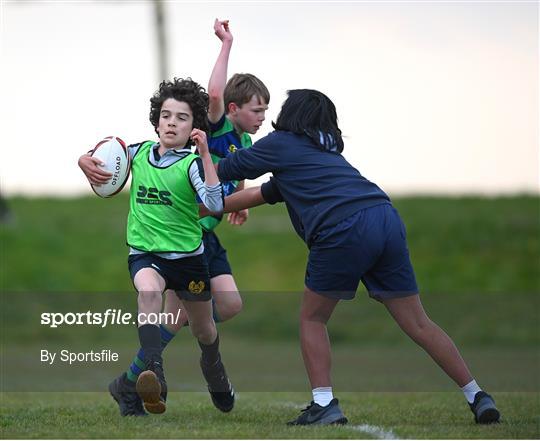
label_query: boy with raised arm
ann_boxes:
[78,78,234,416]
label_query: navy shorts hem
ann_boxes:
[174,288,211,302]
[210,270,233,279]
[304,282,357,300]
[368,290,419,303]
[203,231,233,279]
[128,253,211,302]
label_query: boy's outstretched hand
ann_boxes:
[191,129,209,156]
[214,19,233,43]
[228,209,249,226]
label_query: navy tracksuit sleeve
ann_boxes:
[218,133,280,181]
[261,178,284,204]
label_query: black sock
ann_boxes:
[199,334,220,366]
[138,324,161,364]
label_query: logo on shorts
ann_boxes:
[228,144,237,153]
[188,280,205,294]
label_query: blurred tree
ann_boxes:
[153,0,169,82]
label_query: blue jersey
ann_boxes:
[199,114,252,232]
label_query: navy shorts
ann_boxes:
[305,203,418,301]
[203,230,233,279]
[128,253,211,302]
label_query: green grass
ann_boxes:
[1,290,539,347]
[1,195,539,293]
[1,392,538,439]
[1,195,539,347]
[2,338,538,393]
[1,195,539,438]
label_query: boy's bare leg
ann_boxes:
[163,289,186,331]
[382,294,473,387]
[287,287,348,426]
[299,287,339,388]
[182,299,217,344]
[134,268,166,320]
[210,274,243,321]
[381,294,500,424]
[132,268,167,413]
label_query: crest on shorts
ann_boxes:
[228,144,237,153]
[188,280,205,294]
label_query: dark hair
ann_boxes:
[224,73,270,111]
[272,89,344,153]
[149,77,209,138]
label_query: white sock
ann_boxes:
[461,379,482,404]
[312,387,333,407]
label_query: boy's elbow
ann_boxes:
[208,90,223,102]
[208,97,224,124]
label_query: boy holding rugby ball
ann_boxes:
[78,78,234,416]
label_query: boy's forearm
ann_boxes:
[209,40,232,98]
[208,41,232,122]
[199,186,265,218]
[223,186,265,212]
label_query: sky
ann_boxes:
[0,0,538,196]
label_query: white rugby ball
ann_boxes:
[90,136,130,198]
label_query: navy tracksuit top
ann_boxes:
[217,131,391,246]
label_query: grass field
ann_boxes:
[1,195,539,438]
[1,392,538,439]
[2,195,539,294]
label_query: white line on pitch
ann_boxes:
[348,424,399,439]
[277,401,399,439]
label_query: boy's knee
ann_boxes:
[165,310,187,333]
[177,308,189,327]
[137,282,161,298]
[403,318,434,341]
[137,291,162,310]
[300,306,332,324]
[220,294,243,319]
[300,289,337,324]
[138,290,162,300]
[190,321,216,342]
[192,329,216,344]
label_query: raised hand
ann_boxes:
[214,18,233,43]
[191,128,209,157]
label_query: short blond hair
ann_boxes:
[224,73,270,112]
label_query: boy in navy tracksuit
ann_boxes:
[212,89,501,426]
